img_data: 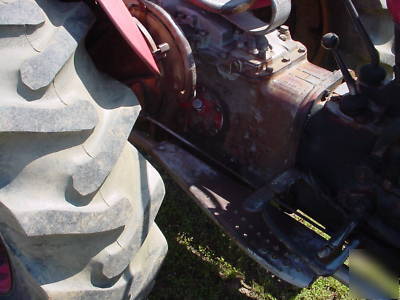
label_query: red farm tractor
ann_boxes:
[0,0,399,299]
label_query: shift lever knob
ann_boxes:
[322,33,357,95]
[321,32,340,50]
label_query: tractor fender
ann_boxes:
[96,0,160,74]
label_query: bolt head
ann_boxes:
[158,42,170,53]
[278,34,288,41]
[192,98,203,110]
[278,25,289,33]
[249,48,259,55]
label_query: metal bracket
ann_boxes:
[243,169,302,213]
[223,0,291,34]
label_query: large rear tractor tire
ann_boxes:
[0,0,167,299]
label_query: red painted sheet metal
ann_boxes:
[388,0,400,24]
[97,0,160,74]
[251,0,271,10]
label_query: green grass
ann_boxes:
[149,173,351,300]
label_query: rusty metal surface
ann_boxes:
[185,60,342,184]
[131,132,317,287]
[143,116,257,187]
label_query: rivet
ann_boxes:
[243,233,248,237]
[192,98,203,111]
[235,225,240,229]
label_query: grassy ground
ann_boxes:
[149,173,351,300]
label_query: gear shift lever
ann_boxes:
[321,33,357,95]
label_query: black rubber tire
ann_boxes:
[0,0,167,299]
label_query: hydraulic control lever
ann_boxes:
[321,33,372,121]
[321,33,357,95]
